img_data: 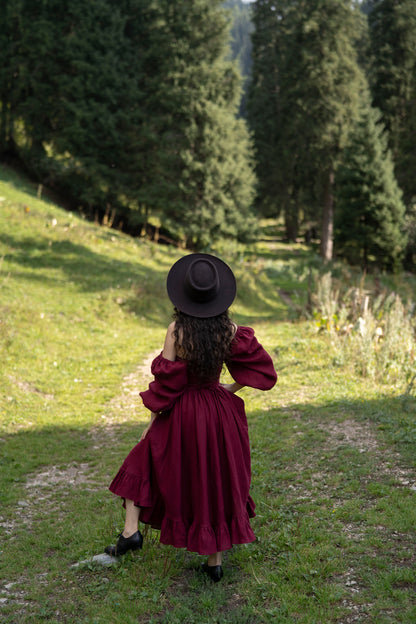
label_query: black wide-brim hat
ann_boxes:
[166,253,236,318]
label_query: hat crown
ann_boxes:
[184,259,219,303]
[166,253,236,318]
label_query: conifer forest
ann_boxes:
[1,0,415,270]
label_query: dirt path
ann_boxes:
[0,350,160,611]
[286,413,416,623]
[90,348,160,451]
[1,350,159,538]
[106,349,159,422]
[2,351,416,621]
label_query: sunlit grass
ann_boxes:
[1,164,416,623]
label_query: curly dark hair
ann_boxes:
[172,308,235,382]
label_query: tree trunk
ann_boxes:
[0,95,11,155]
[0,100,6,153]
[321,168,335,262]
[284,204,298,242]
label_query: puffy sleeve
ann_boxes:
[139,353,188,412]
[226,326,277,390]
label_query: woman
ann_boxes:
[105,253,277,581]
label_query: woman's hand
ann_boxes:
[140,412,158,441]
[162,321,177,361]
[220,382,244,394]
[139,424,152,441]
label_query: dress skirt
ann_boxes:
[109,326,277,556]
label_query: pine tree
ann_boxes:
[335,95,407,271]
[223,0,254,116]
[223,0,253,78]
[248,0,366,256]
[1,0,256,247]
[247,1,286,221]
[129,0,257,248]
[368,0,416,205]
[0,0,25,155]
[4,0,142,211]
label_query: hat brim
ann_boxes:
[166,253,236,318]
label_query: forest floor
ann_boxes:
[1,164,415,623]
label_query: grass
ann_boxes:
[1,163,416,623]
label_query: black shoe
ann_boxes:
[202,563,224,583]
[105,530,143,557]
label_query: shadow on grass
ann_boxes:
[265,393,416,468]
[0,425,94,497]
[0,163,62,207]
[1,231,169,292]
[2,393,415,501]
[1,229,303,324]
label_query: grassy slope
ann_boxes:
[0,164,415,623]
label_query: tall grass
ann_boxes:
[313,271,416,390]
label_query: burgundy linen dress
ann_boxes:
[109,326,277,555]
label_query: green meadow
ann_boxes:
[1,164,415,623]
